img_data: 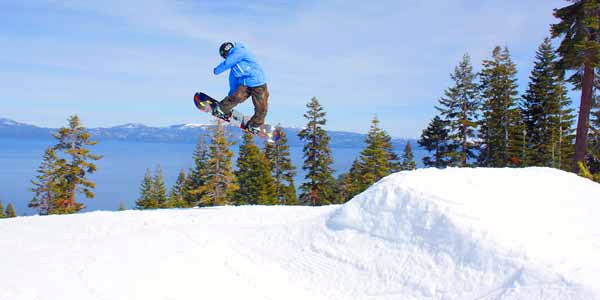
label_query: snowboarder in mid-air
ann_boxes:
[212,42,269,134]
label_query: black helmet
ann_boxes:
[219,42,234,58]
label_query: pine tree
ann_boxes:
[29,148,62,215]
[400,142,417,170]
[193,120,237,206]
[233,132,277,205]
[298,97,336,206]
[337,159,364,203]
[0,202,5,218]
[52,115,102,213]
[583,94,600,174]
[168,169,188,208]
[5,203,16,218]
[556,82,576,171]
[355,116,400,191]
[522,38,555,166]
[435,54,479,166]
[336,118,402,204]
[136,168,156,209]
[478,46,522,167]
[522,38,576,169]
[153,165,168,208]
[507,109,527,167]
[552,0,600,171]
[419,116,452,168]
[185,135,209,207]
[265,128,298,205]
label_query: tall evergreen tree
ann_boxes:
[337,159,363,203]
[556,82,576,171]
[337,118,401,204]
[52,115,102,213]
[355,117,400,191]
[522,38,576,168]
[584,94,600,173]
[136,168,156,209]
[419,116,452,168]
[435,54,479,166]
[185,135,209,207]
[400,142,417,170]
[265,128,298,205]
[5,203,16,218]
[29,148,61,215]
[192,120,237,206]
[168,169,188,208]
[0,202,5,218]
[507,109,527,167]
[233,132,277,205]
[153,165,168,208]
[552,0,600,171]
[478,46,522,167]
[298,97,336,206]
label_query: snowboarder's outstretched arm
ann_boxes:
[213,48,244,75]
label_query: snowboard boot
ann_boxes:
[244,122,263,135]
[213,104,231,121]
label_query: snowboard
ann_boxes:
[193,92,280,142]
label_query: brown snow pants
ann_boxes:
[220,84,269,127]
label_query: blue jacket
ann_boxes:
[213,42,267,96]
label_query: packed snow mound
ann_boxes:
[329,167,600,299]
[1,168,599,300]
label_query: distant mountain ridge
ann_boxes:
[0,117,54,139]
[0,117,415,148]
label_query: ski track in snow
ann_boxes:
[0,167,599,299]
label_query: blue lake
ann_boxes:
[1,138,422,215]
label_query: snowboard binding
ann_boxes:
[243,123,263,136]
[193,92,280,142]
[212,104,231,121]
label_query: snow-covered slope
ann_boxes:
[1,168,599,299]
[329,167,600,299]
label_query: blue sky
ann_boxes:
[1,0,570,138]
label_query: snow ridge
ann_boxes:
[328,167,599,299]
